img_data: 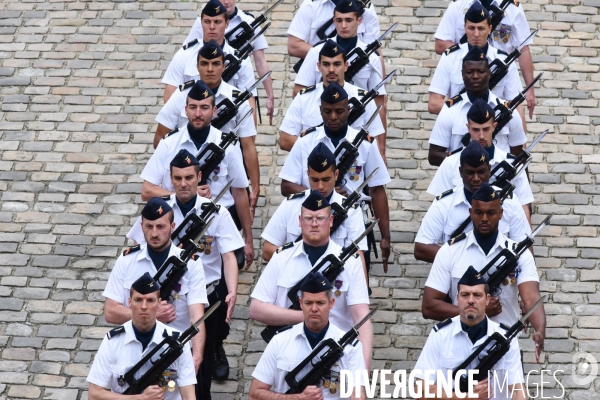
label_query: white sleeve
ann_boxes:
[86,337,113,388]
[362,100,385,136]
[162,48,189,87]
[294,47,319,87]
[414,201,446,245]
[252,338,279,385]
[215,210,245,254]
[278,140,305,185]
[504,195,532,242]
[287,1,313,40]
[102,258,126,303]
[183,17,204,45]
[364,140,391,187]
[174,342,197,387]
[186,258,208,306]
[347,206,368,251]
[502,63,523,100]
[236,59,257,93]
[511,170,534,205]
[516,249,539,285]
[504,339,524,385]
[236,100,257,138]
[429,107,453,148]
[434,2,459,42]
[155,91,183,130]
[424,244,453,295]
[361,6,380,44]
[428,54,452,96]
[226,146,250,188]
[346,258,370,306]
[140,141,169,186]
[412,331,441,381]
[506,109,527,147]
[345,339,367,383]
[261,200,293,247]
[251,257,281,304]
[251,34,269,51]
[426,157,455,196]
[367,54,384,94]
[508,8,532,49]
[126,217,145,244]
[279,96,304,136]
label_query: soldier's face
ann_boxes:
[299,291,335,331]
[459,162,490,192]
[220,0,236,15]
[320,99,349,131]
[333,11,362,38]
[197,56,225,87]
[308,166,339,197]
[171,166,201,203]
[457,284,489,323]
[202,14,229,41]
[467,118,496,148]
[185,97,216,130]
[470,198,503,236]
[142,213,175,252]
[129,290,160,330]
[299,207,333,246]
[318,54,348,85]
[462,60,490,93]
[464,20,492,48]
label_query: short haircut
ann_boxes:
[200,12,229,22]
[186,94,216,107]
[334,9,361,19]
[170,164,201,174]
[318,51,348,64]
[129,286,161,299]
[300,289,333,300]
[197,52,225,65]
[457,283,490,295]
[464,15,492,26]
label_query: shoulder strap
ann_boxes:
[433,318,452,332]
[448,232,466,246]
[299,85,317,95]
[276,242,295,254]
[444,44,460,56]
[162,127,179,140]
[183,38,199,50]
[436,188,454,201]
[122,245,141,256]
[107,326,125,339]
[445,94,463,108]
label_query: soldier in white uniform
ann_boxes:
[162,0,256,109]
[422,182,545,362]
[279,40,386,159]
[131,149,244,388]
[427,99,533,219]
[428,45,527,167]
[414,141,531,264]
[250,191,373,368]
[249,271,367,400]
[88,273,196,400]
[154,41,260,218]
[104,197,208,374]
[280,83,391,273]
[262,143,367,268]
[428,2,523,118]
[434,0,536,119]
[183,0,275,123]
[413,267,526,399]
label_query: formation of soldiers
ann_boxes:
[84,0,550,398]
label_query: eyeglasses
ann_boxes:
[301,216,329,224]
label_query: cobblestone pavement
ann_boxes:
[0,0,599,398]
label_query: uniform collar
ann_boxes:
[450,315,495,343]
[215,80,234,100]
[464,230,507,254]
[460,42,497,63]
[314,124,360,145]
[460,91,498,108]
[292,320,337,342]
[173,194,213,217]
[123,320,168,346]
[451,184,472,208]
[181,124,222,148]
[135,243,180,263]
[289,238,340,261]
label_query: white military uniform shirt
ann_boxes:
[126,194,244,286]
[87,320,196,400]
[434,0,533,54]
[429,91,527,154]
[414,184,531,245]
[155,79,256,139]
[252,322,366,399]
[140,125,249,209]
[287,0,380,46]
[261,189,368,251]
[279,82,385,137]
[295,36,385,94]
[184,8,269,51]
[279,125,390,201]
[429,42,522,100]
[162,39,256,96]
[425,230,539,327]
[427,146,534,205]
[251,240,369,332]
[413,316,523,400]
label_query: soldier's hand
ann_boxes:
[156,301,176,323]
[225,292,237,323]
[299,385,323,400]
[526,89,536,119]
[244,241,254,270]
[380,237,390,273]
[267,95,274,125]
[141,385,165,400]
[485,297,502,317]
[533,329,545,363]
[334,186,348,197]
[470,378,491,399]
[198,184,212,199]
[249,190,258,223]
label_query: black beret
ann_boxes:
[299,271,333,293]
[320,81,348,104]
[458,266,488,287]
[170,149,200,168]
[198,39,224,60]
[472,182,498,202]
[202,0,227,17]
[188,80,214,101]
[131,272,161,295]
[308,142,336,173]
[463,45,487,63]
[302,190,330,211]
[464,1,489,24]
[141,197,173,221]
[460,140,490,168]
[319,39,346,59]
[467,98,495,124]
[335,0,363,14]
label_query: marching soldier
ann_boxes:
[414,141,531,264]
[88,273,197,400]
[421,182,545,363]
[249,192,373,368]
[249,271,367,400]
[428,45,527,167]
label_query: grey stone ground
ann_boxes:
[0,0,599,398]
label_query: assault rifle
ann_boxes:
[347,70,395,125]
[459,0,522,44]
[345,23,397,82]
[224,0,283,49]
[222,22,271,82]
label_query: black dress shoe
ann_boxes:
[213,343,230,381]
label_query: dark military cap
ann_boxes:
[198,39,224,60]
[188,80,214,101]
[335,0,363,14]
[141,197,173,221]
[467,98,495,124]
[458,265,488,286]
[170,149,200,168]
[202,0,227,17]
[302,190,330,211]
[463,45,487,62]
[299,271,333,293]
[308,142,336,173]
[460,140,490,168]
[319,39,346,59]
[131,272,161,295]
[472,182,498,202]
[464,1,489,24]
[320,81,348,104]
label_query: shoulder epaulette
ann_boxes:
[191,253,201,261]
[313,39,327,48]
[179,80,195,91]
[497,49,508,56]
[232,89,241,98]
[122,245,141,256]
[201,202,221,213]
[365,134,374,143]
[435,188,454,201]
[450,146,463,155]
[499,323,510,331]
[276,242,294,254]
[351,338,359,347]
[448,233,466,246]
[433,318,452,332]
[357,88,367,97]
[160,194,171,200]
[444,44,460,56]
[287,191,306,200]
[299,85,316,95]
[242,10,255,18]
[183,38,198,50]
[107,326,125,339]
[162,127,179,140]
[300,126,319,137]
[353,253,360,259]
[351,202,359,209]
[495,190,512,199]
[445,94,463,108]
[507,153,517,160]
[275,325,293,335]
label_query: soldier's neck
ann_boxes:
[460,316,487,344]
[466,89,490,103]
[206,79,222,92]
[336,35,358,51]
[473,229,499,255]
